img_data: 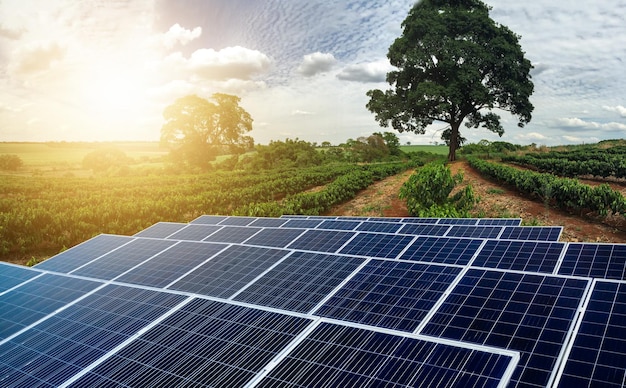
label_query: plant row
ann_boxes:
[468,158,626,217]
[502,153,626,179]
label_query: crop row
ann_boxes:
[502,153,626,179]
[468,158,626,217]
[0,162,409,261]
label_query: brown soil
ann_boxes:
[326,161,626,243]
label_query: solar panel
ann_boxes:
[0,262,41,293]
[287,229,355,253]
[201,225,262,243]
[437,218,479,225]
[315,260,462,332]
[316,219,362,230]
[233,251,365,313]
[69,299,312,387]
[500,226,563,242]
[217,216,257,226]
[242,227,306,248]
[338,232,415,259]
[34,234,133,273]
[280,218,323,229]
[133,222,186,238]
[190,215,228,224]
[168,245,290,298]
[356,221,403,233]
[472,240,565,274]
[446,225,503,239]
[558,243,626,280]
[556,281,626,387]
[397,223,450,236]
[249,217,289,227]
[0,284,187,387]
[257,322,517,387]
[478,218,522,226]
[421,269,589,387]
[166,224,222,241]
[399,236,484,265]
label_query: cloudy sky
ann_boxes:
[0,0,625,146]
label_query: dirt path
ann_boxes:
[326,161,626,243]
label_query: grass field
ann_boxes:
[399,144,449,155]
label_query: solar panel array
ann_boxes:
[1,214,624,386]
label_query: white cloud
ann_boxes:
[517,132,548,141]
[296,52,336,76]
[603,105,626,118]
[554,117,626,132]
[162,23,201,49]
[291,110,315,116]
[186,46,271,81]
[9,41,64,75]
[337,59,394,83]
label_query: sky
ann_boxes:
[0,0,625,146]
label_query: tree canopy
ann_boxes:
[366,0,534,161]
[161,93,253,169]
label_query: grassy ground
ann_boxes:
[399,144,449,155]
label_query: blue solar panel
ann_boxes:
[35,234,133,273]
[559,243,626,280]
[397,223,450,236]
[166,224,222,241]
[70,238,176,281]
[315,260,462,331]
[472,240,565,273]
[316,219,361,230]
[258,322,515,387]
[339,232,414,259]
[190,215,228,224]
[0,263,41,293]
[356,221,402,233]
[287,229,354,253]
[438,218,479,225]
[478,218,522,226]
[168,245,290,298]
[242,228,306,248]
[421,269,589,387]
[557,281,626,387]
[500,226,562,241]
[280,218,323,229]
[70,299,312,387]
[218,216,257,226]
[446,225,502,239]
[234,251,365,313]
[201,225,262,243]
[399,236,484,265]
[402,217,439,224]
[367,217,405,222]
[0,284,187,387]
[249,217,289,227]
[115,241,227,288]
[0,274,101,340]
[133,222,186,238]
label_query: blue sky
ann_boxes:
[0,0,625,146]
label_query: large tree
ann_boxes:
[161,93,253,169]
[366,0,534,161]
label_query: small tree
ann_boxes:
[161,93,253,170]
[0,154,24,171]
[82,148,131,174]
[366,0,534,161]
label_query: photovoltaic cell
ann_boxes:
[258,322,515,388]
[438,218,479,225]
[397,223,450,236]
[190,215,228,224]
[559,243,626,280]
[557,281,626,387]
[478,218,522,226]
[316,219,361,231]
[133,222,186,238]
[115,241,227,288]
[70,299,312,388]
[367,217,405,222]
[500,226,562,242]
[0,285,186,388]
[316,260,462,332]
[446,225,503,239]
[217,216,257,226]
[249,218,289,227]
[421,269,589,387]
[34,234,133,273]
[355,221,402,234]
[234,251,365,313]
[339,232,414,259]
[242,228,306,248]
[280,219,323,229]
[201,225,262,243]
[287,229,354,253]
[472,240,565,274]
[0,263,41,293]
[402,218,439,224]
[70,238,176,281]
[168,245,290,298]
[0,274,101,340]
[399,236,483,265]
[166,224,222,241]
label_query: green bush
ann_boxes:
[0,154,24,171]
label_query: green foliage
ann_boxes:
[399,162,477,217]
[0,154,24,170]
[242,138,322,170]
[366,0,533,161]
[161,93,254,170]
[82,147,131,174]
[459,140,523,156]
[468,157,626,217]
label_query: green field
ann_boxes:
[399,144,449,155]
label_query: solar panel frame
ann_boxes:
[242,227,307,248]
[478,218,523,226]
[446,225,503,239]
[133,222,187,238]
[399,236,485,265]
[217,216,258,226]
[355,221,403,234]
[499,226,563,242]
[315,219,362,231]
[190,215,229,224]
[280,218,323,229]
[338,232,415,259]
[165,224,222,241]
[286,229,356,253]
[558,243,626,280]
[201,225,262,243]
[0,262,43,294]
[397,223,451,236]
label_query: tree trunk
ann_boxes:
[447,122,460,162]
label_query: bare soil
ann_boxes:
[326,160,626,243]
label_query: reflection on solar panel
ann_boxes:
[257,322,517,387]
[315,260,462,331]
[421,269,589,387]
[557,281,626,387]
[559,243,626,280]
[7,214,626,387]
[399,236,483,265]
[472,240,565,273]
